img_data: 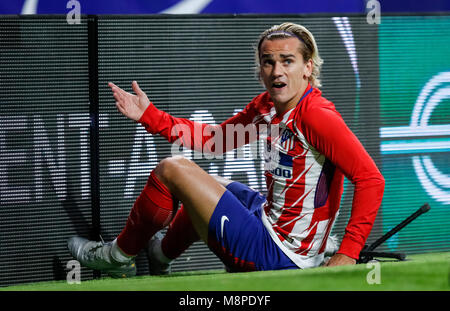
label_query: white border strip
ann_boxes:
[380,124,450,138]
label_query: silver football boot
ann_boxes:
[146,231,172,275]
[68,236,136,278]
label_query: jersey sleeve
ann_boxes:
[138,100,260,155]
[300,106,385,260]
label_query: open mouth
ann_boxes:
[272,82,287,89]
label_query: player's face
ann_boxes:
[259,37,312,112]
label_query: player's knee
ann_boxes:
[154,156,192,184]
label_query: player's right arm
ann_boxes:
[109,81,260,155]
[109,81,150,121]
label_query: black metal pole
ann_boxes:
[366,203,431,251]
[88,14,101,279]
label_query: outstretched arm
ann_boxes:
[108,81,260,154]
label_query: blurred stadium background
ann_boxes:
[0,0,449,287]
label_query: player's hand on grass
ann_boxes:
[324,253,356,267]
[109,81,150,122]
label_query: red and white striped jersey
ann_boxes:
[139,84,385,268]
[256,91,343,268]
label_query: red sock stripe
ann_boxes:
[161,204,200,260]
[144,170,173,209]
[117,171,174,256]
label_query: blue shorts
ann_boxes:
[207,181,298,272]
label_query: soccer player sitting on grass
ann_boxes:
[68,22,385,277]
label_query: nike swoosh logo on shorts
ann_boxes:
[220,215,229,239]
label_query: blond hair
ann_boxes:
[256,22,323,88]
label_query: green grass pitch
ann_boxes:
[2,252,449,291]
